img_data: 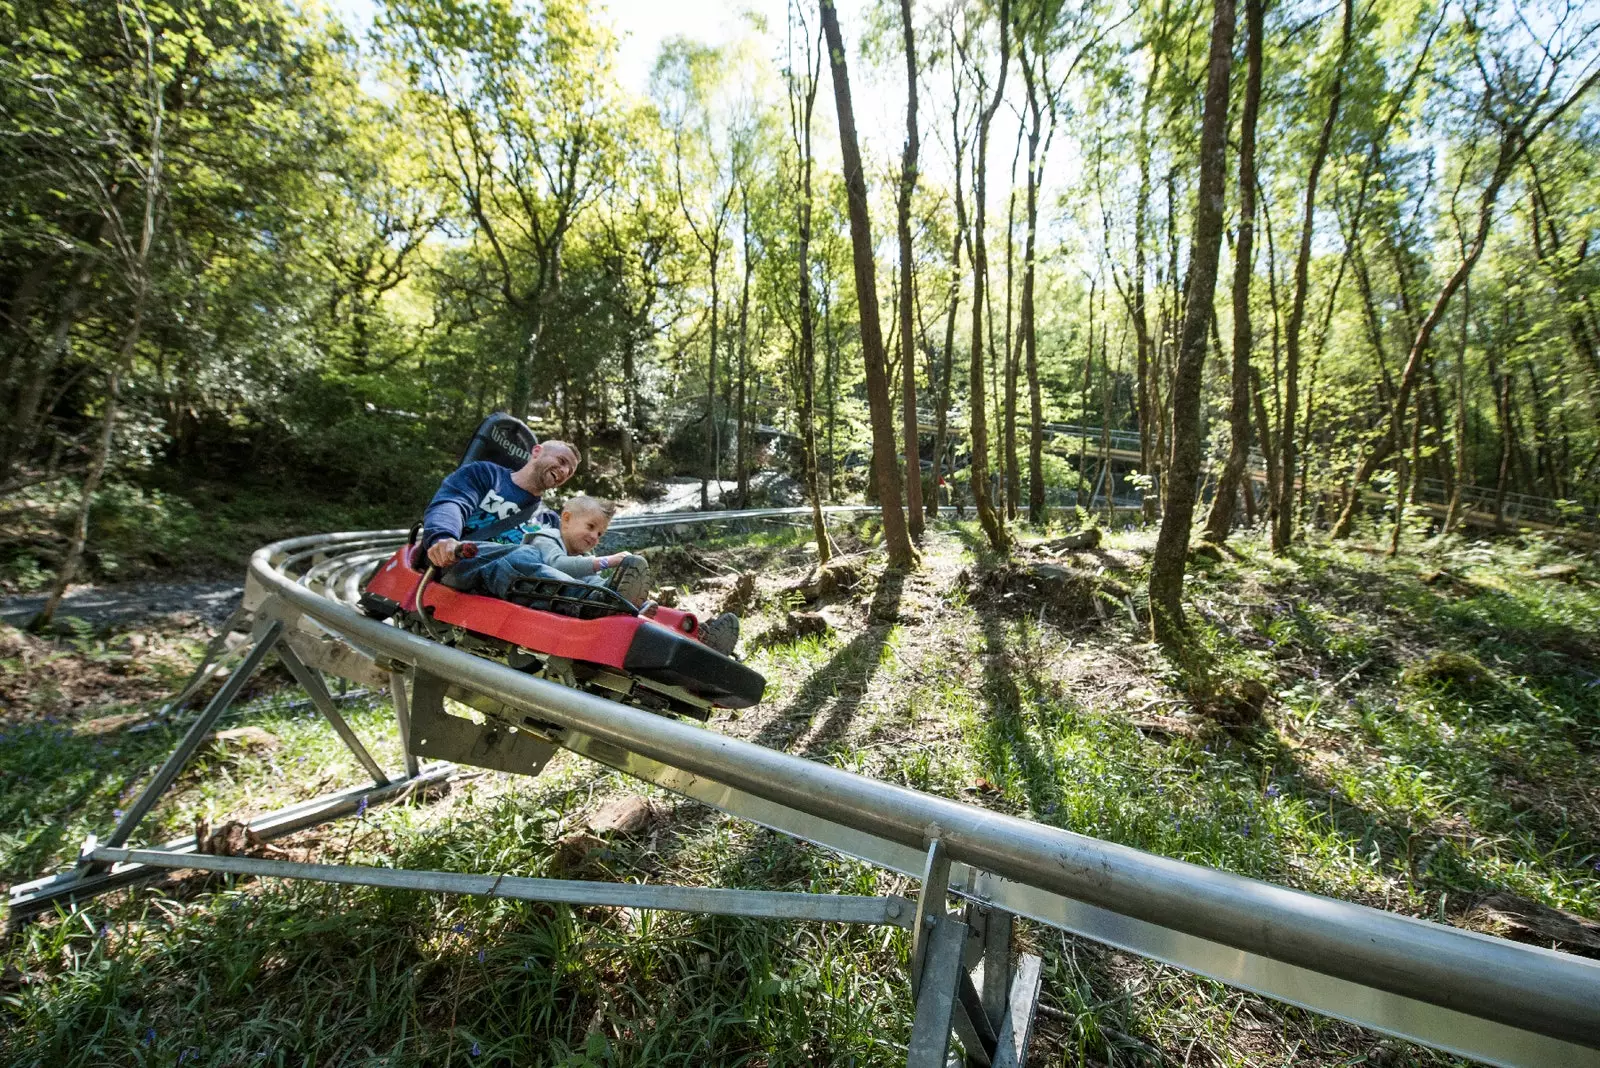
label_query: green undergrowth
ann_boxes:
[0,473,401,593]
[2,521,1597,1066]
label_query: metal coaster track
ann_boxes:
[10,507,1599,1067]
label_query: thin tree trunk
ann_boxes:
[1022,89,1047,524]
[789,14,830,562]
[1202,0,1262,544]
[1148,0,1234,648]
[704,260,720,509]
[1003,184,1021,521]
[736,190,753,508]
[896,0,925,539]
[820,0,916,568]
[965,0,1012,551]
[1442,282,1469,533]
[932,130,964,520]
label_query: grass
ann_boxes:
[1,517,1598,1066]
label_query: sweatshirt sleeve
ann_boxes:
[420,463,496,549]
[526,531,602,579]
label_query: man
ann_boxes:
[420,439,580,597]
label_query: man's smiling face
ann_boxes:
[523,441,578,493]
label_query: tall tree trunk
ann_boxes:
[1202,0,1262,544]
[820,0,917,568]
[1148,0,1234,648]
[1018,27,1051,526]
[703,259,720,509]
[1275,0,1352,551]
[736,191,753,508]
[621,337,638,477]
[896,0,926,539]
[1442,283,1469,533]
[1131,31,1162,525]
[790,17,830,562]
[932,132,964,520]
[1003,186,1021,521]
[965,0,1012,552]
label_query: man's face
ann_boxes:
[525,442,577,493]
[561,506,610,555]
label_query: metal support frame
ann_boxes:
[908,840,1042,1068]
[89,847,913,927]
[101,621,284,853]
[276,641,389,786]
[12,517,1600,1068]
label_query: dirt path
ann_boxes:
[0,580,243,630]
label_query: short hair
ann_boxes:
[562,494,616,521]
[542,439,581,467]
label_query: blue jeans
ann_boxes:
[440,543,603,601]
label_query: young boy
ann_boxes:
[473,494,742,657]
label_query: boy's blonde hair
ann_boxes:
[562,494,616,521]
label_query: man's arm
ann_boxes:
[420,463,498,564]
[421,463,496,548]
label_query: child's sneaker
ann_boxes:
[699,611,740,656]
[608,554,651,608]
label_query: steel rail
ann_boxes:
[90,847,914,927]
[248,530,1600,1054]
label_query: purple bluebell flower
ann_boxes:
[452,922,465,934]
[471,1042,481,1057]
[477,948,486,964]
[113,809,125,820]
[1265,784,1281,799]
[356,795,368,817]
[143,1027,156,1046]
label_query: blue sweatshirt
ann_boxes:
[420,462,557,549]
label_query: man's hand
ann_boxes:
[427,538,462,568]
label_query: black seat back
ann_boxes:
[459,412,538,470]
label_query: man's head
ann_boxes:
[559,494,616,555]
[517,440,579,494]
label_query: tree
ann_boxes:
[1330,2,1600,538]
[962,0,1013,552]
[378,0,617,423]
[819,0,916,569]
[787,1,831,563]
[1201,0,1262,544]
[35,0,166,627]
[1273,0,1354,552]
[1147,0,1234,648]
[895,0,925,540]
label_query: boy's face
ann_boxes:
[561,505,610,555]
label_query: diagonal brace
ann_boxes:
[101,621,284,854]
[277,641,389,786]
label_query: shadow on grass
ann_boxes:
[0,721,176,884]
[748,570,904,760]
[974,613,1066,823]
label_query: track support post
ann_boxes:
[906,839,1041,1068]
[93,620,285,865]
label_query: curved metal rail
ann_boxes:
[12,508,1600,1066]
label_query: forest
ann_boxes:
[1,0,1599,1064]
[2,0,1597,617]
